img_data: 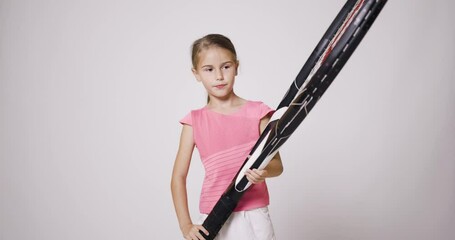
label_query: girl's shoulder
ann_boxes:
[245,100,272,111]
[242,100,275,119]
[179,104,209,125]
[245,100,266,108]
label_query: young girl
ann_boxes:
[171,34,283,240]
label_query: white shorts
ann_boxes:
[196,207,276,240]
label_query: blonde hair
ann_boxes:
[191,34,238,69]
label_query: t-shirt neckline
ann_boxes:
[203,100,250,116]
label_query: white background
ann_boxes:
[1,0,454,239]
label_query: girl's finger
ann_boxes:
[194,231,206,240]
[246,169,254,176]
[198,226,210,236]
[245,170,254,180]
[248,169,261,178]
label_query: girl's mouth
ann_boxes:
[214,84,227,89]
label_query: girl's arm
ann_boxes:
[245,116,284,184]
[171,124,209,239]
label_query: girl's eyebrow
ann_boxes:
[201,61,234,69]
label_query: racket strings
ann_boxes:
[297,0,365,94]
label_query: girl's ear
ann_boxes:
[192,68,202,82]
[235,60,240,76]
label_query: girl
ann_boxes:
[171,34,283,240]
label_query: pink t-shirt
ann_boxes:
[180,100,274,214]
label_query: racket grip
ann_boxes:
[200,195,237,240]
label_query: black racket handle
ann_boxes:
[199,195,237,240]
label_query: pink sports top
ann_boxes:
[180,100,274,214]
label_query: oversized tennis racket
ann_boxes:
[201,0,387,238]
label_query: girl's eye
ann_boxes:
[204,68,213,72]
[224,65,231,69]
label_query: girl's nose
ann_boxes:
[216,69,224,81]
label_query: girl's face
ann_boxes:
[192,46,238,101]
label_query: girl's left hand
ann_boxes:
[245,169,268,184]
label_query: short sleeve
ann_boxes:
[179,112,192,126]
[258,102,275,119]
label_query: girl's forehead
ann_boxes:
[197,46,235,63]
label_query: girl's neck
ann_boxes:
[207,94,246,112]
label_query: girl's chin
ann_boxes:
[209,92,235,100]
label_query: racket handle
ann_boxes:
[200,195,237,240]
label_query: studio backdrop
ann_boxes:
[1,0,454,239]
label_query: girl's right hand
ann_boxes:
[182,224,209,240]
